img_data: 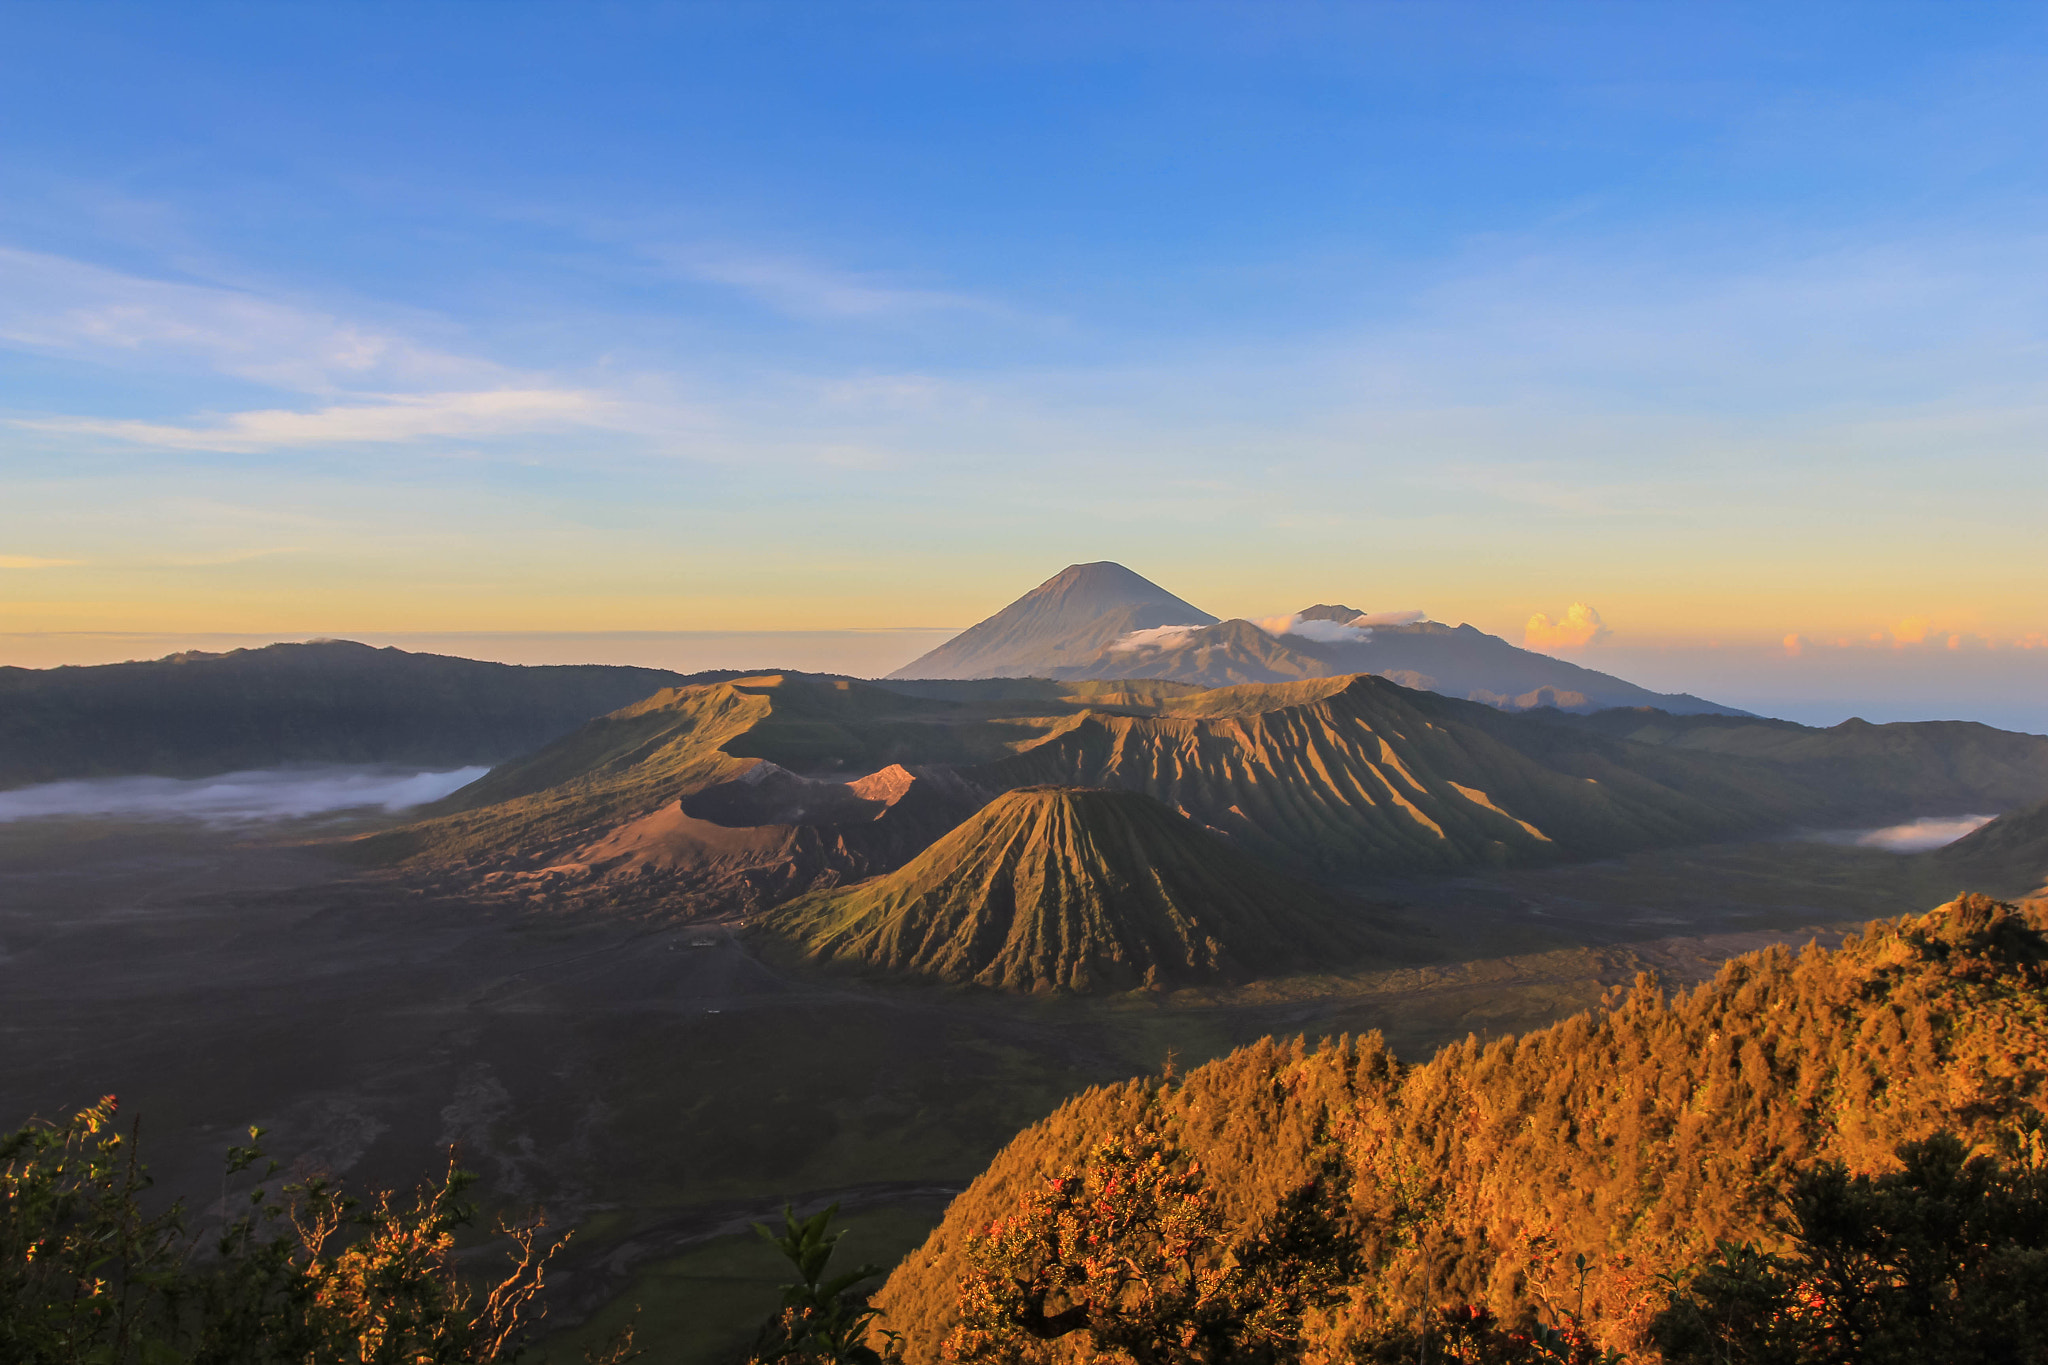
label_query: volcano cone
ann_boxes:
[761,785,1386,992]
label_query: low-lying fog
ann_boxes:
[0,765,488,826]
[1801,814,1995,853]
[0,767,2004,860]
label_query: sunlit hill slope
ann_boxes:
[871,894,2048,1359]
[354,674,999,914]
[759,785,1408,992]
[978,674,1782,876]
[363,668,2048,925]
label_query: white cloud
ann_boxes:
[1525,602,1609,651]
[1108,624,1204,652]
[0,246,724,457]
[0,246,492,394]
[1291,618,1371,644]
[20,388,613,452]
[1253,609,1427,645]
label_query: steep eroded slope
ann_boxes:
[761,786,1399,991]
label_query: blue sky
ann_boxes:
[3,2,2047,725]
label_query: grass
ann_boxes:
[539,1200,946,1365]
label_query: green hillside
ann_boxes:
[871,894,2048,1360]
[1932,796,2048,897]
[760,786,1402,992]
[1548,708,2048,819]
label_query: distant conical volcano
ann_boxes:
[758,785,1394,992]
[889,561,1748,716]
[888,562,1217,680]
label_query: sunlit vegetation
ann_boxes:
[747,1204,896,1365]
[944,1125,1358,1364]
[871,895,2048,1360]
[1652,1132,2048,1363]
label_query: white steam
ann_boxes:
[1108,624,1205,653]
[0,765,489,827]
[1285,617,1374,645]
[1253,608,1428,645]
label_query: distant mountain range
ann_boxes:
[890,561,1746,716]
[0,641,694,788]
[0,565,1744,792]
[359,669,2048,989]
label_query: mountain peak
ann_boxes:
[1016,562,1209,616]
[887,563,1216,680]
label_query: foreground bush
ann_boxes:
[1653,1132,2048,1364]
[943,1125,1358,1365]
[0,1095,606,1365]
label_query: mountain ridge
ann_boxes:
[889,562,1748,716]
[0,640,693,788]
[359,667,2048,923]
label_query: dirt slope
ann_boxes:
[760,786,1396,991]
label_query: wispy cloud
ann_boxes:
[20,388,615,452]
[0,246,723,456]
[1254,612,1375,644]
[659,247,999,320]
[1779,626,2048,655]
[0,765,488,826]
[0,555,80,569]
[1108,624,1203,652]
[153,547,303,568]
[1409,463,1653,516]
[0,246,493,394]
